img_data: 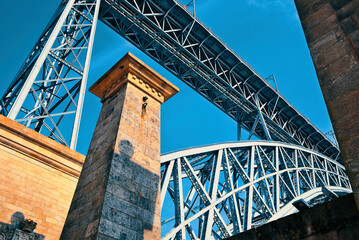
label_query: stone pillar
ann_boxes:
[60,52,178,239]
[294,0,359,208]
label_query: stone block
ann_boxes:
[295,0,359,209]
[335,0,359,21]
[316,54,358,88]
[98,219,139,240]
[0,115,85,240]
[61,53,178,239]
[301,4,336,32]
[330,0,352,10]
[295,0,331,21]
[340,17,358,35]
[322,66,359,102]
[313,38,353,69]
[308,30,337,55]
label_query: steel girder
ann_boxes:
[1,0,341,158]
[160,141,351,240]
[98,0,341,162]
[0,2,351,239]
[0,0,101,149]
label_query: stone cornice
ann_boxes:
[89,52,179,103]
[0,114,84,178]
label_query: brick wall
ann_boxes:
[294,0,359,208]
[0,114,85,239]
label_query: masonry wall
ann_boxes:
[0,115,85,239]
[294,0,359,208]
[61,53,178,239]
[62,82,162,239]
[226,194,359,240]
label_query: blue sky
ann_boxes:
[0,0,333,156]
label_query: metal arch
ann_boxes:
[0,5,350,239]
[0,3,351,239]
[160,141,351,240]
[1,0,341,160]
[98,0,340,161]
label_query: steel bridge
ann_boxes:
[0,0,350,239]
[160,141,350,239]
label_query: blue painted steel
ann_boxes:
[0,0,341,162]
[99,0,341,162]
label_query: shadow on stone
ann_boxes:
[97,140,160,239]
[0,212,44,239]
[10,212,24,228]
[62,52,177,239]
[61,138,160,239]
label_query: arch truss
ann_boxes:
[160,141,351,240]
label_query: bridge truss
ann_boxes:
[0,0,101,148]
[0,0,351,239]
[160,142,351,239]
[0,0,340,162]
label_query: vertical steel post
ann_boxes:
[7,0,76,120]
[237,122,242,141]
[245,146,255,230]
[70,0,101,149]
[202,149,222,239]
[2,0,101,150]
[275,146,280,212]
[174,158,185,240]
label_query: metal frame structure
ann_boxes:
[0,0,100,149]
[98,0,341,162]
[160,141,351,240]
[0,0,340,161]
[0,1,351,239]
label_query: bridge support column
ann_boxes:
[60,52,178,239]
[295,0,359,209]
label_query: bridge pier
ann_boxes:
[60,53,178,239]
[295,0,359,209]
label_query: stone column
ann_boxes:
[294,0,359,208]
[60,52,178,239]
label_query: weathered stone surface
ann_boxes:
[295,0,359,209]
[0,115,85,240]
[316,54,358,87]
[61,53,178,239]
[300,4,336,32]
[295,0,330,20]
[225,194,359,240]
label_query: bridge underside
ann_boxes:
[0,0,351,239]
[0,0,341,163]
[160,141,351,240]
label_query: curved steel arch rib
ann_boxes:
[2,0,341,158]
[160,141,351,240]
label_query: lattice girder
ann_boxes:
[160,141,351,240]
[99,0,341,161]
[0,0,101,148]
[1,0,341,158]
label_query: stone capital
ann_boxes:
[89,52,179,103]
[62,53,176,239]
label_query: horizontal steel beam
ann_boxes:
[98,0,341,162]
